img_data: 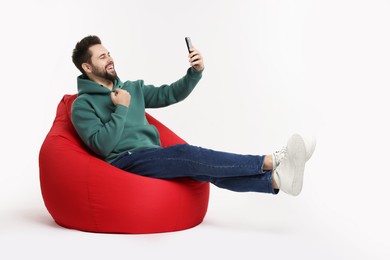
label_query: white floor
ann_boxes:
[1,157,389,260]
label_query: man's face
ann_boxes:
[87,44,117,82]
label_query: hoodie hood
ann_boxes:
[77,74,124,95]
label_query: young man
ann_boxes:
[71,35,315,196]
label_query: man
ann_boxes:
[71,35,315,196]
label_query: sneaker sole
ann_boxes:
[302,135,316,161]
[287,134,306,196]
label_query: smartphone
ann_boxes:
[185,37,193,53]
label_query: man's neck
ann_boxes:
[89,76,114,90]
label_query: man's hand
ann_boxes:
[111,88,131,107]
[188,48,204,72]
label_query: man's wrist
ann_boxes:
[189,66,204,77]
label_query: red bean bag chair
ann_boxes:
[39,94,209,234]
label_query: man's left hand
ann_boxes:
[188,48,204,72]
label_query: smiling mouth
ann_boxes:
[106,63,115,71]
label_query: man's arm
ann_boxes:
[142,48,204,108]
[71,92,130,158]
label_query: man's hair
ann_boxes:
[72,35,102,75]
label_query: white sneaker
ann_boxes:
[272,135,316,169]
[273,134,316,196]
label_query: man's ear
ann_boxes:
[82,63,92,73]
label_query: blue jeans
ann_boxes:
[111,144,276,194]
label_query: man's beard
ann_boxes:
[91,63,117,82]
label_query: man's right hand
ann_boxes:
[111,88,131,107]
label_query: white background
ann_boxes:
[1,0,389,259]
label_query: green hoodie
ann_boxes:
[71,67,202,163]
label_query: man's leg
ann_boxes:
[111,134,316,196]
[111,144,276,194]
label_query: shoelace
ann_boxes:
[273,146,287,169]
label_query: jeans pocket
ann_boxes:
[111,151,132,169]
